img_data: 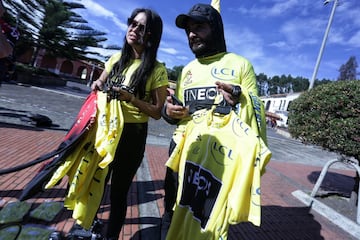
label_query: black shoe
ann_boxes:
[90,218,104,235]
[49,231,64,240]
[67,224,92,240]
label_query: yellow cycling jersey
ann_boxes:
[105,52,169,123]
[166,109,271,240]
[172,52,267,145]
[45,92,123,229]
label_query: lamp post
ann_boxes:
[308,0,339,90]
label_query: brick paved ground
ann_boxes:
[1,83,359,239]
[0,125,358,240]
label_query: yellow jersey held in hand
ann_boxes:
[166,109,271,240]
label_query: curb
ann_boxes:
[276,128,291,138]
[292,190,360,239]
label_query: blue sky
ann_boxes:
[72,0,360,80]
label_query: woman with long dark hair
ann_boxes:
[91,8,168,239]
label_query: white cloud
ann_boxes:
[234,0,308,18]
[80,0,114,18]
[79,0,128,31]
[336,1,360,27]
[64,0,358,80]
[280,18,325,48]
[327,30,346,45]
[225,26,264,60]
[253,52,315,79]
[159,25,190,67]
[348,31,360,48]
[265,0,300,17]
[269,41,287,48]
[160,47,178,55]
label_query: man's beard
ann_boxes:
[189,36,215,58]
[190,40,206,55]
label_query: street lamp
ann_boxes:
[308,0,339,90]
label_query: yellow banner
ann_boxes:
[211,0,220,13]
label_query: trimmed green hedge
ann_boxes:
[288,80,360,160]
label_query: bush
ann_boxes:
[13,63,67,87]
[16,63,59,77]
[15,63,58,77]
[288,80,360,160]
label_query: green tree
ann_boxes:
[1,0,38,56]
[3,0,107,64]
[269,75,280,95]
[255,74,310,96]
[37,0,107,62]
[314,78,332,88]
[292,76,309,92]
[167,65,183,81]
[338,56,358,81]
[288,80,360,204]
[256,73,269,96]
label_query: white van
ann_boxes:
[275,110,288,128]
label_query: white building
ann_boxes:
[261,92,302,128]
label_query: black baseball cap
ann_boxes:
[176,3,217,29]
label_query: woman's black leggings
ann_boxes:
[106,122,148,239]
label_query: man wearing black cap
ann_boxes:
[161,3,267,239]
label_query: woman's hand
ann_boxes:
[91,71,109,91]
[112,87,135,103]
[112,85,167,120]
[91,79,105,91]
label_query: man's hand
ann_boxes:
[215,81,241,106]
[165,95,189,119]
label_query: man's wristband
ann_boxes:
[231,85,241,99]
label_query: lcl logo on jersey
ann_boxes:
[211,67,237,81]
[210,141,235,166]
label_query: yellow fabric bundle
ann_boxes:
[95,92,124,168]
[45,92,124,229]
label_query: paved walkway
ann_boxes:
[0,82,359,239]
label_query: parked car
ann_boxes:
[275,110,289,128]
